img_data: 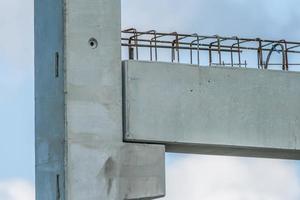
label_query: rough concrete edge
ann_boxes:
[63,0,67,199]
[122,61,132,141]
[125,194,165,200]
[123,59,300,75]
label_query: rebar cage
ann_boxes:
[121,28,300,71]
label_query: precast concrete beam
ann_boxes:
[123,60,300,159]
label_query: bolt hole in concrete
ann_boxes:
[122,0,300,199]
[88,38,98,49]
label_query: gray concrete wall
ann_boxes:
[123,60,300,159]
[36,0,165,199]
[35,0,65,199]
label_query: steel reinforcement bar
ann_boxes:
[121,28,300,71]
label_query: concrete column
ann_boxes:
[35,0,165,199]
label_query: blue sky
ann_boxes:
[0,0,34,183]
[1,0,300,199]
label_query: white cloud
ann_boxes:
[0,179,35,200]
[0,0,33,101]
[0,0,33,69]
[163,155,300,200]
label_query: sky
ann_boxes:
[0,0,300,199]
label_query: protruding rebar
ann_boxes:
[121,28,300,71]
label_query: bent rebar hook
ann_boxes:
[265,42,286,70]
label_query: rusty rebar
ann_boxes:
[121,28,300,71]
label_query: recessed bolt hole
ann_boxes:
[88,38,98,49]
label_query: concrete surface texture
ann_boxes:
[35,0,65,199]
[123,60,300,159]
[35,0,165,199]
